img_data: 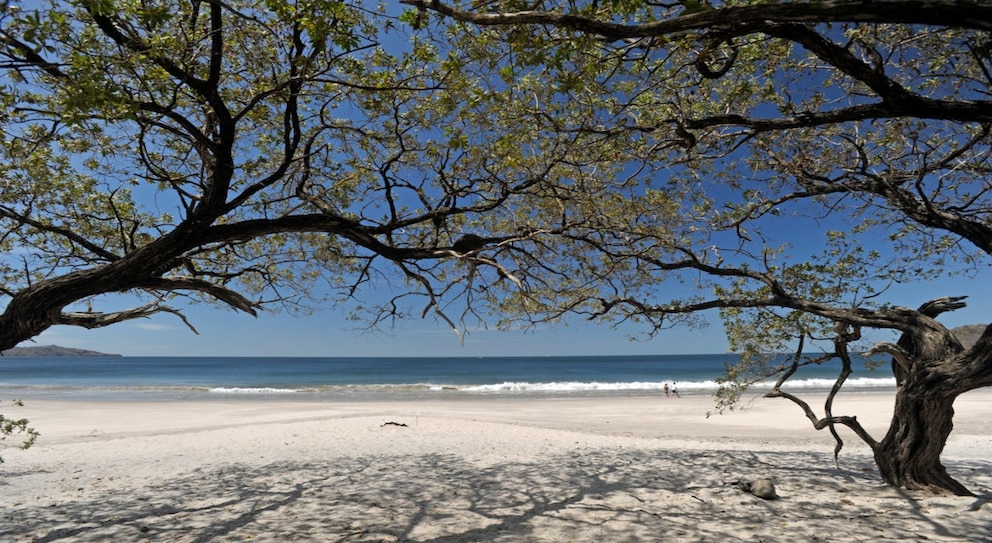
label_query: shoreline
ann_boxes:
[9,387,989,440]
[0,380,903,403]
[2,390,989,541]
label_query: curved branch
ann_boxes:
[410,1,992,128]
[136,276,259,316]
[0,31,67,77]
[81,6,208,91]
[401,1,992,37]
[0,206,121,263]
[955,324,992,391]
[917,295,968,318]
[592,252,957,336]
[762,23,913,103]
[865,342,913,372]
[781,128,992,255]
[398,261,464,344]
[82,1,236,217]
[765,333,878,459]
[766,388,877,444]
[57,301,199,333]
[694,35,737,79]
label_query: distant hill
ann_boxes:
[951,324,986,350]
[1,345,121,357]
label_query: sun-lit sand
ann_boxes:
[1,390,989,542]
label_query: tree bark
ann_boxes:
[870,299,984,496]
[873,384,971,496]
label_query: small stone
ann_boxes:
[750,479,778,500]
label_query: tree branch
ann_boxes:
[0,206,121,263]
[57,301,199,333]
[409,1,992,129]
[591,250,962,337]
[917,296,968,318]
[865,342,913,373]
[401,1,992,37]
[765,331,878,461]
[135,276,260,316]
[782,129,992,255]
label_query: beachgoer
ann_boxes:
[671,383,680,398]
[663,383,670,398]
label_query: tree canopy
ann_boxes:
[398,0,992,494]
[391,0,992,345]
[0,0,605,348]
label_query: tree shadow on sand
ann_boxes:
[3,448,989,542]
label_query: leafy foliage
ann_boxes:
[0,399,37,463]
[0,0,635,345]
[401,0,992,495]
[2,0,992,493]
[397,0,992,351]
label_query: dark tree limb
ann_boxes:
[765,331,878,463]
[400,1,992,36]
[135,277,260,316]
[407,1,992,130]
[57,301,200,334]
[917,296,968,318]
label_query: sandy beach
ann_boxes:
[1,390,989,542]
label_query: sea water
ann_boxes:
[0,354,896,401]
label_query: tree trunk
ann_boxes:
[870,305,992,496]
[873,384,971,496]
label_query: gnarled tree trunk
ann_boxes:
[873,384,968,495]
[792,300,992,496]
[870,300,992,496]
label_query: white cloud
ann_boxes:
[132,323,177,332]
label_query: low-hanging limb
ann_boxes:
[580,249,929,461]
[56,300,200,334]
[135,276,260,316]
[763,330,878,465]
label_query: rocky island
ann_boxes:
[1,345,121,357]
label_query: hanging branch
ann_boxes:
[764,325,878,463]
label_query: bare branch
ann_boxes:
[765,331,878,460]
[865,342,913,373]
[136,276,260,316]
[57,301,199,334]
[917,296,968,318]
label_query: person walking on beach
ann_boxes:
[671,383,680,398]
[663,383,670,397]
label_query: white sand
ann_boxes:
[1,390,990,542]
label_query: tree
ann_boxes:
[0,0,614,350]
[400,0,992,495]
[2,0,990,497]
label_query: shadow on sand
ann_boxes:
[3,447,989,542]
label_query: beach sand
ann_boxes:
[1,390,989,542]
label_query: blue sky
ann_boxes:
[7,2,989,358]
[23,266,989,357]
[21,176,992,358]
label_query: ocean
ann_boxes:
[0,354,897,401]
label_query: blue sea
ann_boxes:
[0,354,896,401]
